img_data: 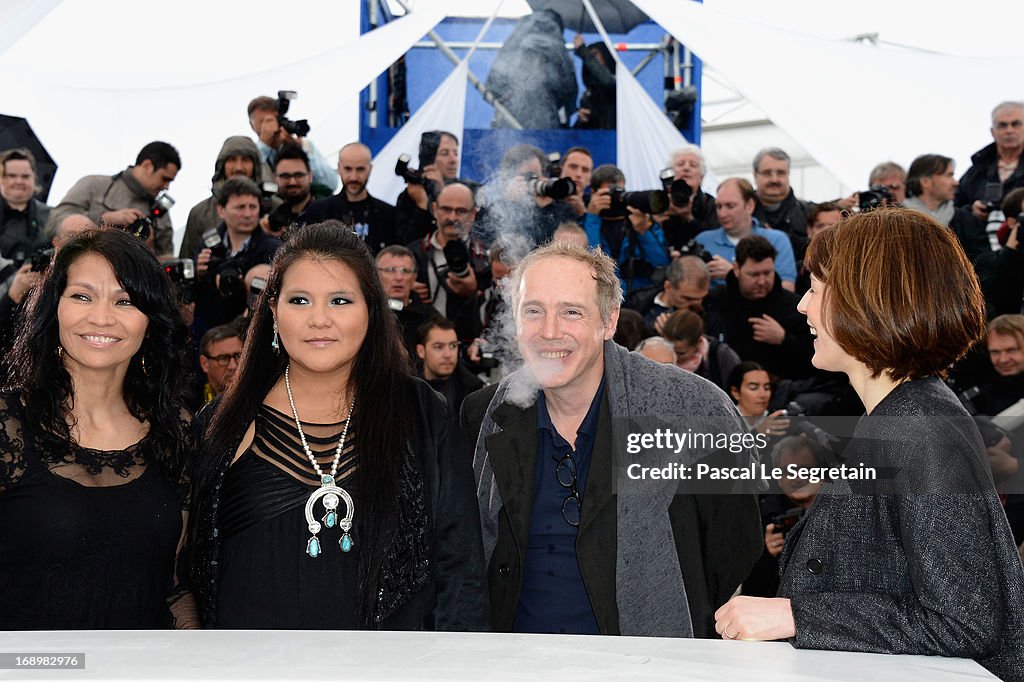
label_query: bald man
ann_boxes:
[297,141,397,254]
[406,183,491,342]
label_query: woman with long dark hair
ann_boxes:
[190,222,487,630]
[714,208,1024,680]
[0,227,194,628]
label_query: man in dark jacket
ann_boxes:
[751,147,812,257]
[179,136,265,258]
[956,101,1024,230]
[0,149,50,298]
[461,241,761,637]
[572,36,615,130]
[704,236,814,380]
[300,142,396,254]
[485,9,577,129]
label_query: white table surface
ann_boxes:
[0,630,996,681]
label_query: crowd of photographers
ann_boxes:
[3,96,1024,565]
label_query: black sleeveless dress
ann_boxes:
[0,394,187,629]
[215,405,359,628]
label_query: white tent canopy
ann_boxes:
[2,0,1024,252]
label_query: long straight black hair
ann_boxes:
[197,221,416,627]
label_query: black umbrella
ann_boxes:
[526,0,650,34]
[0,114,57,202]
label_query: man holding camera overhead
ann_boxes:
[407,183,490,343]
[247,95,338,193]
[46,141,180,257]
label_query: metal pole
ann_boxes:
[368,0,379,129]
[391,0,524,129]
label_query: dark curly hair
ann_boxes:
[197,220,416,627]
[6,227,189,479]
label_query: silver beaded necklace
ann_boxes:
[284,363,356,558]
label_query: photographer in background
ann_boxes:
[375,245,434,359]
[904,153,988,261]
[626,255,710,332]
[180,136,267,259]
[557,146,593,219]
[407,183,490,343]
[193,178,281,334]
[395,130,462,244]
[261,143,321,238]
[583,164,669,294]
[46,141,180,257]
[247,95,338,193]
[0,149,50,300]
[301,142,396,254]
[975,187,1024,317]
[956,101,1024,242]
[478,144,575,246]
[416,316,483,420]
[659,145,719,250]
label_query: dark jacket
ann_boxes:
[972,241,1024,318]
[299,193,397,255]
[754,189,812,260]
[460,380,762,637]
[179,137,266,259]
[661,189,719,251]
[407,232,491,343]
[0,197,50,300]
[189,378,490,630]
[956,142,1024,209]
[704,270,814,380]
[573,42,616,130]
[192,225,281,332]
[778,378,1024,681]
[485,10,577,129]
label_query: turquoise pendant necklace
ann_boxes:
[284,364,356,558]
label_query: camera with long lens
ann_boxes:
[601,187,669,218]
[523,172,576,200]
[276,90,310,138]
[200,229,245,298]
[29,246,55,273]
[163,258,196,305]
[395,154,439,203]
[858,184,893,212]
[126,215,155,242]
[660,168,692,208]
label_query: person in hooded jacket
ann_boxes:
[179,137,270,259]
[485,10,577,129]
[572,36,616,130]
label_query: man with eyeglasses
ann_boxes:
[751,147,812,250]
[375,245,434,356]
[299,142,397,255]
[462,241,761,637]
[196,325,243,406]
[261,144,322,238]
[407,183,490,343]
[956,101,1024,238]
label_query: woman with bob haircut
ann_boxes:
[0,227,196,628]
[190,221,488,630]
[714,208,1024,680]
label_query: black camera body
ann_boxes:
[126,215,155,242]
[601,187,669,218]
[859,184,893,212]
[440,239,471,279]
[769,507,804,537]
[163,258,196,304]
[276,90,310,138]
[523,172,575,200]
[545,151,562,179]
[678,238,713,263]
[418,131,440,168]
[660,168,693,207]
[200,229,246,299]
[395,154,439,203]
[29,246,55,273]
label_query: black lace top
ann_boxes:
[0,393,190,629]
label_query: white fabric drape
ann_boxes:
[0,0,61,58]
[632,0,1024,189]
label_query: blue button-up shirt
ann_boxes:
[695,220,797,286]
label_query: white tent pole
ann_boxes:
[391,0,523,129]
